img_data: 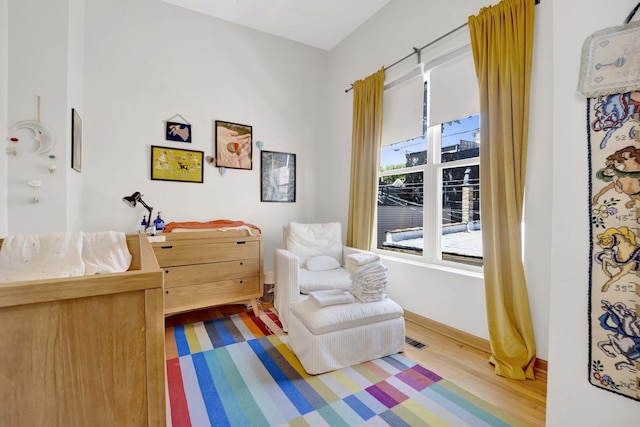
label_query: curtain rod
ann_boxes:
[345,0,541,93]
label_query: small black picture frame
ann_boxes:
[71,108,82,172]
[165,121,192,143]
[261,150,296,202]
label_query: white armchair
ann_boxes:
[274,221,369,331]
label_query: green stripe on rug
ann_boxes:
[434,379,529,426]
[204,345,270,426]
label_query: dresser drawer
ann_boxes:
[153,240,259,267]
[162,259,259,288]
[164,277,260,315]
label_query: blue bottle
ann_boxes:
[140,216,148,233]
[153,212,165,233]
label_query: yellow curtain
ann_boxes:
[346,67,385,249]
[468,0,537,380]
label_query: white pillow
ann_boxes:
[306,255,341,271]
[298,268,352,294]
[286,222,343,264]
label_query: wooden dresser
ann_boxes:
[151,229,263,316]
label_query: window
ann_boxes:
[377,47,482,268]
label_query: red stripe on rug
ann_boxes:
[247,311,271,336]
[376,379,410,404]
[166,357,192,427]
[240,312,267,338]
[263,309,283,328]
[362,359,393,380]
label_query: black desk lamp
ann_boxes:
[122,191,153,228]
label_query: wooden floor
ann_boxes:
[165,301,547,426]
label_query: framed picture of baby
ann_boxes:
[214,120,253,170]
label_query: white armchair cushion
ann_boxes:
[305,255,341,271]
[298,268,352,294]
[290,297,404,335]
[286,222,343,265]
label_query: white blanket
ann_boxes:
[350,288,387,303]
[309,289,355,307]
[83,231,132,275]
[346,252,380,267]
[0,231,131,283]
[346,260,387,275]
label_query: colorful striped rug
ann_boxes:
[165,310,528,426]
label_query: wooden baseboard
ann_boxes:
[404,310,548,375]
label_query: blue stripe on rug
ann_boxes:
[173,325,191,357]
[177,355,211,425]
[379,409,413,427]
[258,337,329,410]
[343,394,376,420]
[326,398,370,426]
[352,388,390,415]
[192,352,231,426]
[382,354,416,371]
[203,319,224,348]
[212,317,236,346]
[247,338,315,415]
[205,346,271,426]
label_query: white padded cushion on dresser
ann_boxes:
[290,297,403,335]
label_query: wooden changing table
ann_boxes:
[151,229,264,316]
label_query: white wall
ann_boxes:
[7,0,74,234]
[65,0,85,231]
[80,0,328,269]
[546,0,640,425]
[0,0,8,237]
[4,0,329,270]
[327,0,552,356]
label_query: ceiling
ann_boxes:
[161,0,392,51]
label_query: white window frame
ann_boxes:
[375,82,482,275]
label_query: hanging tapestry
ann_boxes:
[588,90,640,401]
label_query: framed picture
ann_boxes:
[165,121,191,143]
[261,150,296,202]
[215,120,252,170]
[71,108,82,172]
[150,145,203,183]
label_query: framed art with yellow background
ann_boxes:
[150,145,203,183]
